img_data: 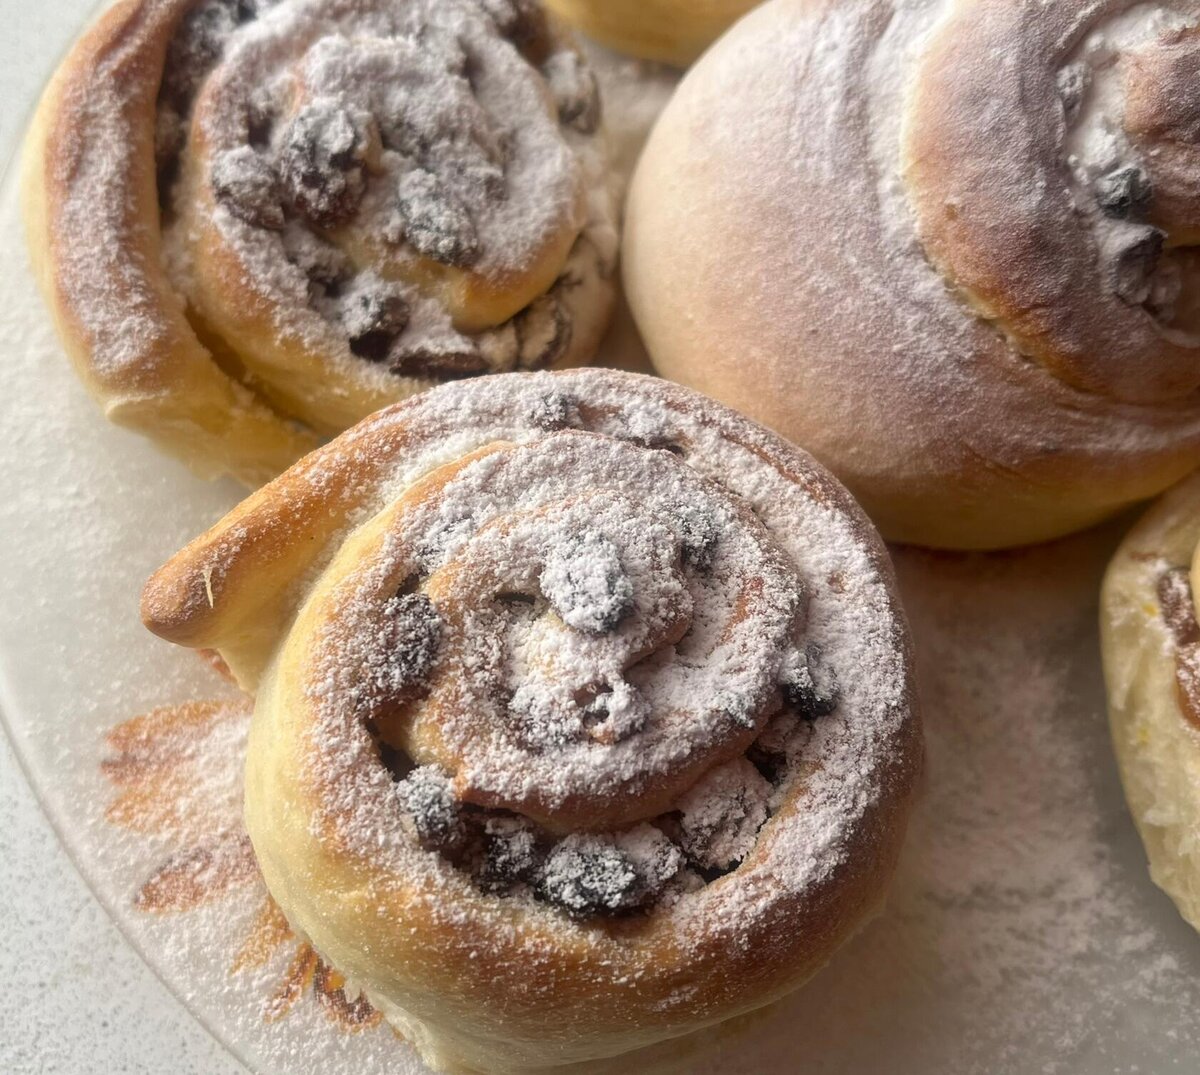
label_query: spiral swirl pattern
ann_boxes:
[26,0,615,484]
[142,369,920,1073]
[906,0,1200,402]
[625,0,1200,548]
[309,430,807,833]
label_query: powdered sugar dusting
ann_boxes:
[246,369,916,947]
[626,0,1200,546]
[317,432,812,839]
[7,196,1200,1067]
[669,529,1200,1073]
[167,0,615,379]
[40,0,617,455]
[17,25,1200,1070]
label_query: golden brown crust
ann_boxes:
[144,368,921,1073]
[904,0,1199,403]
[625,0,1200,549]
[23,0,315,484]
[26,0,617,484]
[1123,25,1200,243]
[543,0,758,66]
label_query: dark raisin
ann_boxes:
[515,296,571,370]
[1095,165,1152,220]
[1107,224,1166,306]
[392,168,480,268]
[540,530,633,634]
[376,592,442,694]
[543,50,601,134]
[340,279,411,362]
[350,333,394,363]
[278,103,371,227]
[525,390,581,431]
[395,766,463,850]
[537,837,642,916]
[390,341,490,379]
[781,647,840,720]
[477,817,538,892]
[623,828,684,897]
[210,146,284,229]
[235,0,276,21]
[675,507,720,571]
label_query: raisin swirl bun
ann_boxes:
[24,0,616,486]
[542,0,758,66]
[141,370,921,1073]
[1102,471,1200,933]
[626,0,1200,549]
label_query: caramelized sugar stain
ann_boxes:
[103,699,249,836]
[101,689,384,1034]
[135,834,259,912]
[266,943,320,1023]
[265,943,382,1030]
[234,895,295,974]
[313,961,383,1029]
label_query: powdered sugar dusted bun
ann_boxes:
[543,0,758,66]
[625,0,1200,549]
[1102,471,1200,934]
[142,369,921,1074]
[24,0,617,487]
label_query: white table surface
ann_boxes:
[0,2,245,1070]
[8,6,1200,1075]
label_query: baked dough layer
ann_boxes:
[25,0,617,486]
[143,368,922,1074]
[544,0,757,66]
[625,0,1200,549]
[1102,471,1200,932]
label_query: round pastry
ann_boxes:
[542,0,758,66]
[624,0,1200,550]
[141,369,921,1073]
[24,0,617,487]
[1102,470,1200,933]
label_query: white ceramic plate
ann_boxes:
[3,3,1200,1072]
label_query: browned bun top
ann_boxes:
[143,369,921,1063]
[906,0,1200,404]
[623,0,1200,548]
[28,0,616,482]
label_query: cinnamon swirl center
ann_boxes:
[299,429,839,915]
